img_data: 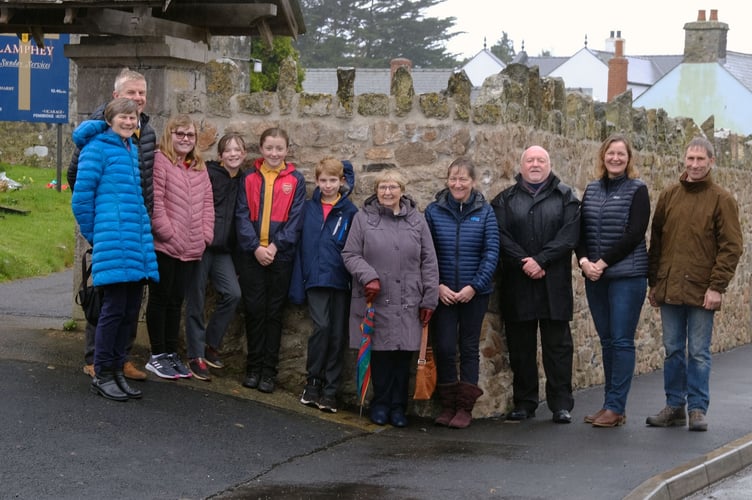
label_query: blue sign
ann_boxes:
[0,33,70,124]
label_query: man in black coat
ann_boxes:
[68,68,157,381]
[491,145,580,424]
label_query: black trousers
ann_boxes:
[305,287,350,398]
[369,350,413,414]
[238,254,293,379]
[146,251,196,355]
[504,319,574,413]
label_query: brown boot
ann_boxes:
[448,382,483,429]
[82,364,95,378]
[123,360,147,380]
[434,383,458,426]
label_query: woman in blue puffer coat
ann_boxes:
[424,157,499,429]
[71,97,159,402]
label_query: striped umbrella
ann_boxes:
[357,302,375,416]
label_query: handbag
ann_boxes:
[413,323,437,400]
[75,248,104,325]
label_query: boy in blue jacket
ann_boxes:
[290,157,357,412]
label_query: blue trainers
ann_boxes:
[167,353,192,378]
[145,354,180,380]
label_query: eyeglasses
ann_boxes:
[377,184,401,192]
[172,131,196,140]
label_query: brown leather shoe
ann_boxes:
[123,360,147,380]
[592,409,626,427]
[584,408,605,424]
[83,364,95,378]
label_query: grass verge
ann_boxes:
[0,164,74,282]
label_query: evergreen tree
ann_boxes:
[295,0,460,68]
[251,37,305,92]
[490,32,515,64]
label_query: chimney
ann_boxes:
[607,39,628,102]
[684,9,728,63]
[604,30,617,52]
[390,58,412,79]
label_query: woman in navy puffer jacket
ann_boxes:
[71,97,159,402]
[424,157,499,429]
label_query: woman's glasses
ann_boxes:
[172,131,196,140]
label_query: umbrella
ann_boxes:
[356,302,375,416]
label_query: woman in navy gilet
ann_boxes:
[576,134,650,427]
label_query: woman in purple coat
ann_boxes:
[342,170,439,427]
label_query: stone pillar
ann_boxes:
[64,35,249,135]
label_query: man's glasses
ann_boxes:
[172,131,196,140]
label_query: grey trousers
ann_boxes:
[184,250,241,359]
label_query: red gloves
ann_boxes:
[420,308,433,326]
[364,279,380,303]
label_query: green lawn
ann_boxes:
[0,164,75,282]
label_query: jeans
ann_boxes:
[146,251,196,355]
[184,250,241,359]
[238,254,293,378]
[660,304,715,413]
[432,294,490,385]
[305,287,350,398]
[585,276,646,414]
[94,282,144,373]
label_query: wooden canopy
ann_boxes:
[0,0,305,46]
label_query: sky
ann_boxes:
[426,0,752,59]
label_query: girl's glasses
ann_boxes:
[172,131,196,140]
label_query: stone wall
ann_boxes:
[180,58,752,417]
[5,56,752,417]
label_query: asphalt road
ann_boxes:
[2,270,752,499]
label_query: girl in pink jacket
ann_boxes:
[145,115,214,380]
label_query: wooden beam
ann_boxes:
[163,3,276,30]
[257,19,273,48]
[0,2,306,38]
[87,7,209,43]
[277,0,300,39]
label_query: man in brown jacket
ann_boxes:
[646,136,743,432]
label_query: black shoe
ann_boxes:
[91,371,129,402]
[370,407,388,425]
[507,408,535,421]
[242,372,260,389]
[300,379,322,407]
[552,409,572,424]
[114,370,143,399]
[390,409,408,428]
[258,377,275,393]
[317,395,338,413]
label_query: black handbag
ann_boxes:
[75,248,104,325]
